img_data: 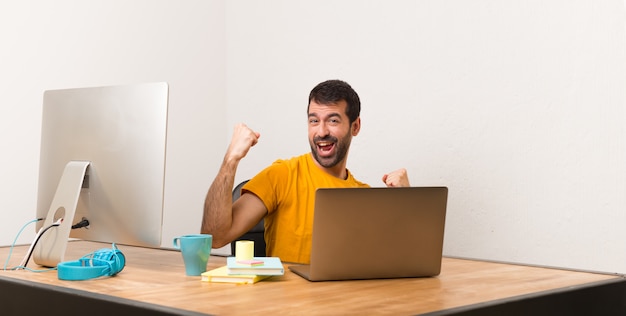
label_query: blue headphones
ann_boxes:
[57,244,126,281]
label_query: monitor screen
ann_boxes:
[33,82,169,267]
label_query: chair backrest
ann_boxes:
[230,180,266,257]
[231,179,248,202]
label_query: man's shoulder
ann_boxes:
[270,153,310,168]
[274,153,309,162]
[346,172,370,188]
[252,153,309,179]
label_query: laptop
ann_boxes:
[289,187,448,281]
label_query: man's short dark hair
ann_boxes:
[308,79,361,123]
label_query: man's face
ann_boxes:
[307,100,360,169]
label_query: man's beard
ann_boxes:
[310,134,351,168]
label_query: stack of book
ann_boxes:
[201,257,284,284]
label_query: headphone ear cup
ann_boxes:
[93,248,125,275]
[93,248,115,260]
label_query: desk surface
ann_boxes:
[0,241,623,315]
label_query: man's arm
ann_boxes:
[201,124,265,248]
[382,168,410,187]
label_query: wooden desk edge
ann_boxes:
[420,277,626,316]
[0,274,209,316]
[444,255,626,278]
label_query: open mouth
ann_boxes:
[316,141,336,157]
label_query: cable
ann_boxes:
[3,218,43,271]
[17,218,63,269]
[5,217,90,271]
[71,217,90,229]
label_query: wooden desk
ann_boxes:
[0,241,624,315]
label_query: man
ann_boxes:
[202,79,410,264]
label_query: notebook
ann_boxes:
[289,187,448,281]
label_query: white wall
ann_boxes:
[0,1,229,252]
[226,0,626,274]
[2,0,626,274]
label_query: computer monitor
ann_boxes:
[32,82,169,267]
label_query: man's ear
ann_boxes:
[351,117,361,136]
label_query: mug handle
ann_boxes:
[173,237,180,249]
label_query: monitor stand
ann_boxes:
[32,161,90,267]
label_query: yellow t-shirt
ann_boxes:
[243,153,369,264]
